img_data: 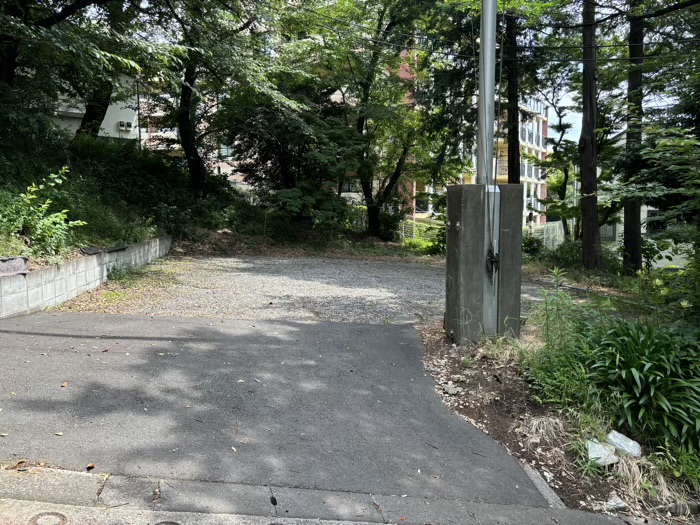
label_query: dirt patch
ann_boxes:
[171,230,445,266]
[418,321,615,512]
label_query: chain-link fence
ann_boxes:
[526,221,573,250]
[398,220,441,243]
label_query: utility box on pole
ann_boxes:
[445,184,523,344]
[444,0,523,345]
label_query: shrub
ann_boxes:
[0,169,85,257]
[546,240,622,274]
[403,238,432,254]
[584,319,700,452]
[525,284,700,454]
[522,231,546,259]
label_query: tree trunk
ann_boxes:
[623,1,644,273]
[178,60,207,197]
[505,15,520,184]
[0,38,19,87]
[76,81,113,137]
[0,0,26,87]
[367,203,381,237]
[579,0,602,270]
[560,166,571,240]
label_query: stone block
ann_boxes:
[41,266,56,285]
[445,185,487,344]
[497,184,524,338]
[28,286,43,309]
[66,272,77,294]
[55,277,67,297]
[41,281,56,304]
[75,257,86,273]
[587,439,619,466]
[25,270,43,289]
[2,291,28,317]
[1,274,27,296]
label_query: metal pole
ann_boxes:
[477,0,497,186]
[478,0,500,335]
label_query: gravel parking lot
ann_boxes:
[61,256,448,324]
[61,254,544,323]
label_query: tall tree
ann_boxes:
[580,0,602,269]
[622,0,644,272]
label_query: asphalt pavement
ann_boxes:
[0,312,622,524]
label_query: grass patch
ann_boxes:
[0,234,29,257]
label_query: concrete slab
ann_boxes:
[0,497,627,525]
[0,467,103,507]
[97,474,157,509]
[156,478,275,517]
[0,499,381,525]
[372,496,625,525]
[0,312,543,508]
[271,486,380,522]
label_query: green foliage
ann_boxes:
[653,444,700,492]
[543,240,623,274]
[274,181,349,232]
[0,169,85,257]
[0,233,29,257]
[522,231,546,259]
[583,319,700,452]
[402,238,432,254]
[522,276,600,407]
[524,272,700,464]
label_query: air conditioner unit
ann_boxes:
[118,121,126,131]
[125,122,133,131]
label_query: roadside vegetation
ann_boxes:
[2,0,700,520]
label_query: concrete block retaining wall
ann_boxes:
[0,237,171,319]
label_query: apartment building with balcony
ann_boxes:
[494,97,549,226]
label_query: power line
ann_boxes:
[279,0,700,54]
[291,16,700,65]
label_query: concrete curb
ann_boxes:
[0,468,625,525]
[521,464,566,509]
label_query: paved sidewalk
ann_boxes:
[0,312,621,524]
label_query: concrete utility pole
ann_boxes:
[476,0,499,335]
[444,0,523,344]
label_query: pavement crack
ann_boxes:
[370,494,387,524]
[152,480,162,507]
[94,474,110,503]
[269,486,278,517]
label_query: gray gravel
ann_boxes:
[62,255,543,324]
[71,256,448,323]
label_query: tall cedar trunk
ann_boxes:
[76,81,113,136]
[560,167,571,239]
[0,0,27,87]
[505,15,520,184]
[579,0,602,270]
[0,38,19,87]
[623,1,644,272]
[178,61,207,197]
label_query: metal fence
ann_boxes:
[526,221,572,250]
[398,220,441,243]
